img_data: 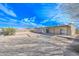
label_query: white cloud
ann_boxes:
[21,17,45,28]
[29,17,36,22]
[41,19,49,23]
[57,3,79,20]
[0,4,45,28]
[23,18,29,22]
[0,4,16,17]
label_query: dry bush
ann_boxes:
[30,30,35,32]
[2,28,16,36]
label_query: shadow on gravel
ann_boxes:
[30,32,79,56]
[62,35,79,56]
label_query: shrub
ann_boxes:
[30,30,35,32]
[2,28,16,36]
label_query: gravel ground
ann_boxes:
[0,31,78,56]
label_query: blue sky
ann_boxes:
[0,3,78,28]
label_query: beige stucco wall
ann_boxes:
[48,26,72,35]
[69,24,76,36]
[31,24,76,36]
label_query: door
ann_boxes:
[60,29,67,35]
[46,28,49,33]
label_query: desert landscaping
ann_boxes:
[1,3,79,56]
[0,29,79,56]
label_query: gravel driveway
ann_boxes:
[0,32,78,56]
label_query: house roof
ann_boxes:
[32,22,75,29]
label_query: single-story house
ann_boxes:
[30,23,76,36]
